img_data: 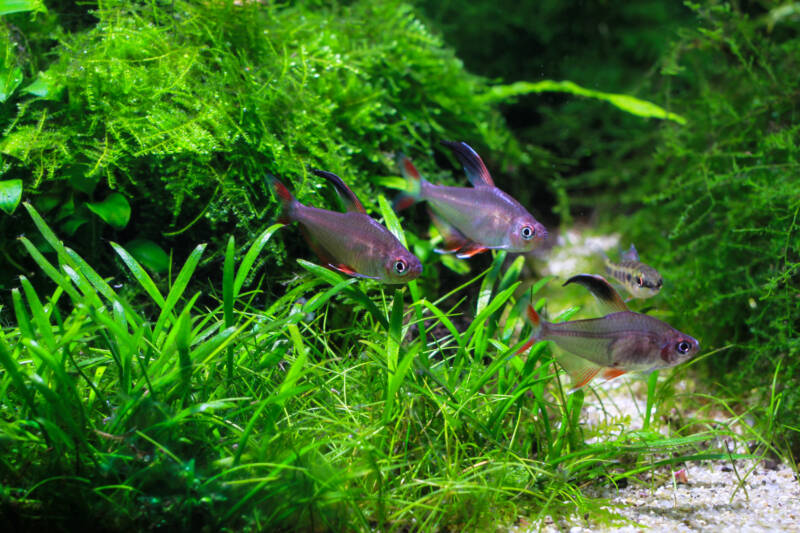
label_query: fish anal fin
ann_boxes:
[440,140,495,187]
[310,168,366,214]
[601,368,628,381]
[299,225,338,266]
[570,367,601,391]
[428,208,471,252]
[328,263,379,280]
[563,274,629,314]
[455,244,489,259]
[556,351,603,391]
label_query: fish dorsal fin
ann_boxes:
[441,140,495,187]
[563,274,629,314]
[310,168,366,214]
[622,244,639,262]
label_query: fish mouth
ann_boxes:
[408,260,423,279]
[533,224,548,244]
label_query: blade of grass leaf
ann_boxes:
[152,243,206,343]
[233,223,283,297]
[111,242,165,308]
[223,236,235,380]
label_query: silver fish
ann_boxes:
[518,274,699,390]
[269,170,422,283]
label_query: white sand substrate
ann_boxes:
[520,377,800,532]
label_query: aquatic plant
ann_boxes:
[558,3,800,454]
[0,0,515,283]
[0,204,753,530]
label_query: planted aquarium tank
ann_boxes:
[1,0,798,530]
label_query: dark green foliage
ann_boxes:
[417,0,693,224]
[1,0,516,283]
[563,3,800,452]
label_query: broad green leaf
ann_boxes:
[87,193,131,229]
[0,179,22,214]
[0,0,46,15]
[124,239,170,274]
[0,64,22,103]
[22,70,62,100]
[61,214,89,236]
[483,79,687,125]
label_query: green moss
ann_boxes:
[1,0,516,280]
[563,3,800,452]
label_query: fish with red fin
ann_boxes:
[396,141,547,259]
[517,274,699,391]
[268,170,422,283]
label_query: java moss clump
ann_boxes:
[1,0,519,280]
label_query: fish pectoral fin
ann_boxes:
[556,351,603,391]
[328,263,379,279]
[601,368,628,380]
[455,244,490,259]
[563,274,629,314]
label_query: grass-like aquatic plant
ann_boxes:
[0,204,760,530]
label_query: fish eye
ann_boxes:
[676,341,691,354]
[393,259,408,275]
[521,225,535,240]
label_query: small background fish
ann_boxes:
[396,141,546,258]
[603,244,663,299]
[269,170,422,284]
[518,274,698,390]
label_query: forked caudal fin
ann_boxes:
[394,155,423,211]
[516,304,544,355]
[266,175,297,224]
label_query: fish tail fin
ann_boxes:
[516,304,545,355]
[394,155,423,211]
[266,175,297,224]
